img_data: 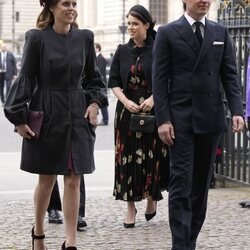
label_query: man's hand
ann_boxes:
[158,122,175,145]
[232,115,244,133]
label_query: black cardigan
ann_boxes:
[108,38,154,93]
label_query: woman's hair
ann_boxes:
[36,0,78,29]
[126,5,156,39]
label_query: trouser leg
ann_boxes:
[5,79,12,98]
[0,73,5,103]
[47,179,62,212]
[169,131,220,250]
[101,107,109,124]
[169,131,194,250]
[190,133,220,246]
[79,175,86,217]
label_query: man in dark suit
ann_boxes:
[0,44,17,104]
[152,1,244,249]
[95,43,109,125]
[0,45,6,104]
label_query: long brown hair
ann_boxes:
[36,0,78,30]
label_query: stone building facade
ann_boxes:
[0,0,219,56]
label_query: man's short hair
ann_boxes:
[95,43,101,51]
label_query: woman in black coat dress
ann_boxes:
[4,0,107,249]
[108,5,169,228]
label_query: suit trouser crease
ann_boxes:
[168,131,220,249]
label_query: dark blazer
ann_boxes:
[96,53,107,84]
[108,38,154,93]
[152,16,243,133]
[5,51,17,80]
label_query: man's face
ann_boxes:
[183,0,211,20]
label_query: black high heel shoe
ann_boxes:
[145,201,157,221]
[31,226,46,250]
[145,211,156,221]
[124,208,137,228]
[61,241,77,250]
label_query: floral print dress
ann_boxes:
[113,49,169,201]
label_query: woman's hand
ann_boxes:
[139,95,154,113]
[85,103,99,126]
[124,99,140,113]
[16,124,35,139]
[111,87,140,113]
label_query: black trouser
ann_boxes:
[168,131,220,250]
[0,72,5,103]
[48,175,86,217]
[5,79,12,99]
[100,107,109,124]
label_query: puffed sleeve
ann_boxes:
[4,29,40,126]
[108,44,123,89]
[81,30,108,108]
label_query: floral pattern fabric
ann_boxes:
[113,55,170,201]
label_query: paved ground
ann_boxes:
[0,93,250,250]
[0,186,250,250]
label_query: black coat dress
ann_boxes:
[4,26,108,175]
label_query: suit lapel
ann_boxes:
[174,16,200,56]
[194,19,216,69]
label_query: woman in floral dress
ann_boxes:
[108,5,169,228]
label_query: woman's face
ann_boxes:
[127,14,149,42]
[50,0,77,26]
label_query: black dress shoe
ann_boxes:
[242,201,250,208]
[239,200,250,207]
[48,209,63,224]
[77,216,87,231]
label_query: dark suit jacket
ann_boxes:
[4,51,17,80]
[97,53,107,84]
[108,38,154,93]
[152,16,243,133]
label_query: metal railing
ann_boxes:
[216,1,250,185]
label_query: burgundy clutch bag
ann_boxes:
[27,111,44,139]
